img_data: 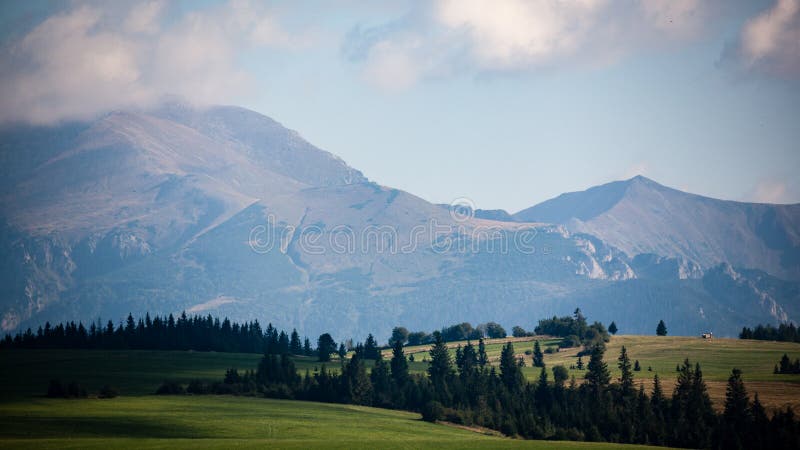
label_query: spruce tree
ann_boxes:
[656,320,667,336]
[289,329,302,355]
[317,333,336,362]
[428,331,454,402]
[478,338,488,367]
[724,368,751,427]
[585,344,610,392]
[618,345,634,396]
[533,340,545,368]
[390,339,409,386]
[608,321,618,335]
[500,342,523,392]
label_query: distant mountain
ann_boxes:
[0,104,797,340]
[514,175,800,281]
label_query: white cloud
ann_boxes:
[736,0,800,78]
[347,0,715,89]
[0,1,306,124]
[750,180,797,204]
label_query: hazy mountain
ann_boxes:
[514,175,800,281]
[1,104,797,339]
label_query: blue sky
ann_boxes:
[1,0,798,212]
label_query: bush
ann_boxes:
[421,401,444,422]
[544,346,558,354]
[98,385,119,399]
[559,335,581,349]
[46,379,87,398]
[186,380,209,395]
[46,379,66,398]
[155,381,185,395]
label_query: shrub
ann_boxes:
[46,379,66,398]
[155,381,185,395]
[421,401,444,422]
[98,385,119,399]
[186,380,209,395]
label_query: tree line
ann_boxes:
[740,322,800,343]
[0,312,314,355]
[205,332,798,449]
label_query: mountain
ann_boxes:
[1,104,798,340]
[514,175,800,282]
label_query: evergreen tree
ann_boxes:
[390,339,409,386]
[317,333,336,362]
[585,344,610,392]
[363,333,380,359]
[576,355,584,370]
[303,337,312,356]
[633,359,641,371]
[342,353,373,405]
[723,368,751,448]
[500,342,524,392]
[608,321,618,335]
[618,345,634,396]
[428,331,454,402]
[532,340,545,368]
[337,343,347,359]
[477,338,488,367]
[656,320,667,336]
[289,329,302,355]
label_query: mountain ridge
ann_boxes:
[0,103,797,339]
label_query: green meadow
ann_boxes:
[1,334,799,448]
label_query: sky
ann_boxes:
[0,0,798,212]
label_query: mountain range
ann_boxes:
[1,102,798,340]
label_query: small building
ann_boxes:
[701,332,713,339]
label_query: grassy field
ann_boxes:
[0,395,675,449]
[1,335,798,448]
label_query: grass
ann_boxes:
[1,334,798,448]
[0,349,261,399]
[533,335,800,413]
[0,396,674,449]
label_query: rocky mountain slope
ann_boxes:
[0,104,797,339]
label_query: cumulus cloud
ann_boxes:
[0,0,307,124]
[724,0,800,78]
[345,0,714,89]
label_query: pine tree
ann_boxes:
[585,344,610,392]
[337,343,347,359]
[617,345,634,397]
[724,368,751,427]
[576,355,584,370]
[656,320,667,336]
[608,321,618,335]
[500,342,523,392]
[633,359,641,371]
[390,339,409,386]
[317,333,336,362]
[478,338,488,367]
[289,329,302,355]
[343,353,373,405]
[428,331,454,402]
[364,333,379,359]
[532,340,545,367]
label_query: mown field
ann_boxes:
[1,334,798,448]
[0,396,675,449]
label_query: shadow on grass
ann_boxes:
[0,415,199,439]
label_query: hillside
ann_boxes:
[514,176,800,281]
[1,103,798,340]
